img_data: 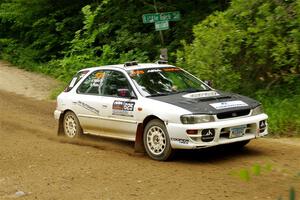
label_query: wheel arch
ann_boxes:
[134,115,164,153]
[57,109,74,136]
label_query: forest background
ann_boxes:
[0,0,299,135]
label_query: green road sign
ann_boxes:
[155,21,169,31]
[142,11,181,24]
[143,13,160,23]
[160,11,181,22]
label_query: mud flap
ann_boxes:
[134,123,145,153]
[57,115,64,136]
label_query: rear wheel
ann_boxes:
[63,111,82,138]
[143,119,174,161]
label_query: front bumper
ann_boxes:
[167,113,268,149]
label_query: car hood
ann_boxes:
[149,90,260,114]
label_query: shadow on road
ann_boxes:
[55,134,265,163]
[173,145,265,163]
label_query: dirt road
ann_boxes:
[0,61,299,200]
[0,61,59,100]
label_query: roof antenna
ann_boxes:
[160,54,166,60]
[160,48,168,61]
[156,48,168,64]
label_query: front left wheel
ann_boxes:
[143,119,174,161]
[63,111,82,138]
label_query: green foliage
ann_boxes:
[256,89,300,135]
[238,169,250,181]
[232,163,273,182]
[178,0,300,93]
[289,187,296,200]
[0,0,227,80]
[0,0,87,62]
[252,164,261,176]
[279,186,297,200]
[49,83,68,100]
[233,164,298,199]
[50,3,151,81]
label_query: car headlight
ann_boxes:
[252,105,264,116]
[180,114,215,124]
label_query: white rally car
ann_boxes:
[54,61,268,161]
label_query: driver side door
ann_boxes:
[98,70,138,141]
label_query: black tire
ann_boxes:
[143,119,174,161]
[63,111,83,138]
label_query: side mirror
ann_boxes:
[204,80,213,87]
[117,88,133,98]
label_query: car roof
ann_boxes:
[79,63,175,72]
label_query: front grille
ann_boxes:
[217,109,250,119]
[220,124,256,139]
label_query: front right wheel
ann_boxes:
[143,119,174,161]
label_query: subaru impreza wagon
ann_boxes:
[54,61,268,161]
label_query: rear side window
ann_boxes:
[77,70,106,95]
[64,70,89,92]
[77,70,136,98]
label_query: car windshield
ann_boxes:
[128,67,210,97]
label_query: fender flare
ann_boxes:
[134,115,164,153]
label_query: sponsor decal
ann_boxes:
[130,68,180,76]
[92,79,102,87]
[259,120,266,129]
[74,101,100,115]
[130,70,145,76]
[95,72,105,79]
[210,100,248,110]
[112,100,135,117]
[147,69,162,73]
[201,129,215,142]
[171,138,189,144]
[183,91,220,99]
[162,68,181,72]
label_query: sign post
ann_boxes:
[142,11,181,46]
[142,0,181,60]
[160,48,168,60]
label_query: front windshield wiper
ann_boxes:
[148,89,211,97]
[149,89,210,97]
[148,93,172,97]
[181,88,210,93]
[148,91,182,97]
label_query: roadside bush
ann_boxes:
[256,88,300,136]
[177,0,300,94]
[47,4,150,81]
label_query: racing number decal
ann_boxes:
[113,101,135,111]
[123,102,134,111]
[112,100,135,117]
